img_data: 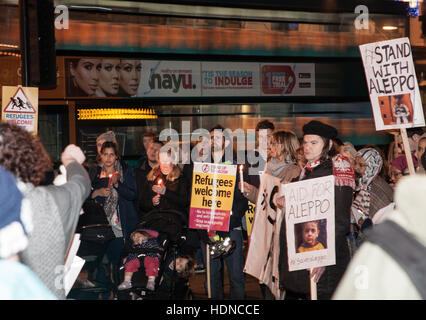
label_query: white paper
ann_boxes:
[64,255,86,296]
[282,175,336,271]
[359,37,425,130]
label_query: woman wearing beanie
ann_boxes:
[278,120,355,300]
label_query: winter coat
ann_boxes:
[138,168,189,221]
[91,161,138,240]
[279,158,353,299]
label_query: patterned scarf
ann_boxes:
[103,160,124,237]
[299,159,321,180]
[352,148,383,217]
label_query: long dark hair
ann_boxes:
[319,136,338,162]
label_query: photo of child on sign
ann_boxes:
[295,219,327,253]
[378,93,414,126]
[282,175,336,272]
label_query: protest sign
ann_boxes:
[359,37,425,131]
[245,201,255,237]
[189,162,236,232]
[2,86,38,133]
[282,175,335,272]
[244,174,282,299]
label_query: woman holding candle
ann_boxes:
[90,141,138,294]
[138,148,189,221]
[277,120,355,300]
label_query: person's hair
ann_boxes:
[149,138,164,148]
[422,151,426,171]
[177,255,195,279]
[272,130,300,163]
[418,137,426,150]
[303,220,320,231]
[142,131,156,139]
[256,120,275,132]
[319,136,338,162]
[100,141,120,159]
[0,122,52,186]
[209,124,225,133]
[131,230,152,242]
[407,127,424,138]
[146,148,180,182]
[333,138,344,147]
[340,142,357,162]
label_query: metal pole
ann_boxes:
[19,0,30,86]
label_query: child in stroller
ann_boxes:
[117,208,195,300]
[118,229,163,291]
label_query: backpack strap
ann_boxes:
[365,220,426,299]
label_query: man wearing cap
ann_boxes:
[278,120,355,300]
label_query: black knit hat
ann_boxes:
[302,120,338,140]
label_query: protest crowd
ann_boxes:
[0,117,426,301]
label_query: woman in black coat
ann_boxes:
[138,149,189,221]
[278,120,355,300]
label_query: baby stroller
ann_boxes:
[69,199,116,299]
[117,209,193,300]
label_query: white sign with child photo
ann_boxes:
[359,37,425,131]
[282,175,335,272]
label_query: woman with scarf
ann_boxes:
[278,120,355,300]
[90,141,138,293]
[351,148,393,237]
[240,130,301,204]
[240,130,300,300]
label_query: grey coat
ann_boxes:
[20,162,91,299]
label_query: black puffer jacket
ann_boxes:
[279,159,353,299]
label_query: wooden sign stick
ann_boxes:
[206,243,211,299]
[310,268,317,300]
[400,128,416,175]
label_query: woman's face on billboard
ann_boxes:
[70,58,101,96]
[98,59,121,96]
[119,60,142,96]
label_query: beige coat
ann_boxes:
[243,163,300,203]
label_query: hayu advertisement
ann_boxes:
[138,60,201,97]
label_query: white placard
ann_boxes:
[282,175,335,272]
[359,37,425,130]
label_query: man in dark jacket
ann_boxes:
[196,124,249,300]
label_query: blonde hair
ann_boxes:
[146,148,181,182]
[272,130,300,163]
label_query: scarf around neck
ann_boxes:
[103,160,124,237]
[352,148,383,217]
[265,157,293,177]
